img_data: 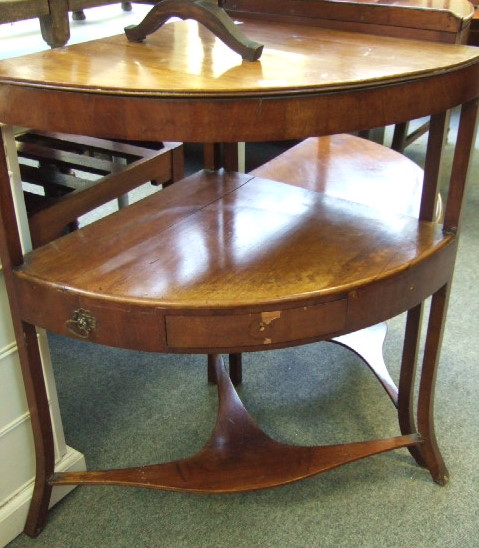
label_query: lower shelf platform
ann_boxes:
[50,355,421,493]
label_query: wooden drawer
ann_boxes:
[165,298,347,350]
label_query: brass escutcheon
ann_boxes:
[66,308,97,339]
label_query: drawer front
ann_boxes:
[165,298,347,350]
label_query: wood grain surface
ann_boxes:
[0,19,478,96]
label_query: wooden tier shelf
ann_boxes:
[14,169,454,354]
[50,354,420,492]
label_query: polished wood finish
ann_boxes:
[222,0,473,152]
[50,354,420,491]
[251,135,426,217]
[0,17,478,537]
[13,169,454,352]
[1,20,478,101]
[250,134,436,404]
[0,33,476,142]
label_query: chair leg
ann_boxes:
[416,284,450,485]
[39,10,70,48]
[71,10,86,21]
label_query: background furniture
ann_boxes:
[16,130,184,248]
[467,1,479,44]
[72,1,132,20]
[223,0,473,43]
[223,0,474,152]
[0,0,146,47]
[0,0,69,47]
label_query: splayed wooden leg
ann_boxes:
[398,304,427,468]
[416,285,450,485]
[21,323,55,538]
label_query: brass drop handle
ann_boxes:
[66,308,97,339]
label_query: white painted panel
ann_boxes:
[0,346,28,430]
[0,445,86,548]
[0,417,35,507]
[0,272,15,350]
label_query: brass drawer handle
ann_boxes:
[66,308,97,339]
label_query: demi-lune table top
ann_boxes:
[0,19,477,96]
[0,18,479,142]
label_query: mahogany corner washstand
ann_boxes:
[0,14,478,537]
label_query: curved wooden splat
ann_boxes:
[50,355,420,492]
[124,0,263,61]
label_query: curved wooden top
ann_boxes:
[0,19,477,97]
[1,18,478,142]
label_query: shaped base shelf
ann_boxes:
[51,355,420,493]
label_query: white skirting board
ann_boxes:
[0,446,86,547]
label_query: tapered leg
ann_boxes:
[21,323,55,537]
[398,304,427,468]
[416,285,450,485]
[391,121,409,152]
[207,354,218,384]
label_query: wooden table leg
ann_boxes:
[398,303,428,468]
[416,284,450,485]
[0,132,55,536]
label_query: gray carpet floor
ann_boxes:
[4,9,479,546]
